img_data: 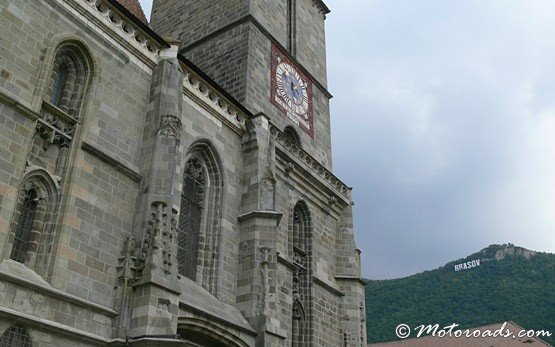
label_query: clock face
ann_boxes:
[276,62,309,115]
[271,45,314,138]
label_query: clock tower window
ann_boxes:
[284,126,302,147]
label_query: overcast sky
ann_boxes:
[140,0,555,279]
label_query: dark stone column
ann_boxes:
[238,112,286,346]
[122,40,184,340]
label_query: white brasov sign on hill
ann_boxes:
[454,259,481,271]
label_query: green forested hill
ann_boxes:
[365,244,555,345]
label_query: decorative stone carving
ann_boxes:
[292,297,305,321]
[136,201,169,278]
[157,298,171,310]
[116,235,136,287]
[158,115,182,141]
[30,112,74,176]
[81,0,162,57]
[291,260,307,321]
[270,124,350,199]
[20,180,48,203]
[259,176,275,211]
[260,130,277,211]
[35,118,73,149]
[311,0,331,17]
[259,246,272,315]
[161,208,177,275]
[183,157,206,208]
[284,161,295,176]
[182,66,246,133]
[342,329,351,346]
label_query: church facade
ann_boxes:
[0,0,366,346]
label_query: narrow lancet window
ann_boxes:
[8,174,58,272]
[178,157,206,280]
[176,142,223,294]
[10,189,38,263]
[50,62,69,106]
[47,44,90,118]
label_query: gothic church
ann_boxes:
[0,0,366,345]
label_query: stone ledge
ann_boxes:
[81,140,142,182]
[335,275,368,286]
[276,252,296,270]
[124,337,183,346]
[0,260,117,317]
[312,275,344,297]
[252,315,288,340]
[0,88,40,120]
[42,101,79,126]
[178,277,256,335]
[237,210,283,225]
[0,306,112,344]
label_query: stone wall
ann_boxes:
[0,316,102,347]
[0,0,153,309]
[151,0,334,169]
[0,0,365,345]
[0,0,156,343]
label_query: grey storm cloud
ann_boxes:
[327,0,555,278]
[140,0,555,279]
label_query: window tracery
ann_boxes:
[47,44,90,118]
[284,126,302,147]
[291,202,311,346]
[8,173,58,269]
[178,156,207,280]
[0,324,32,347]
[177,142,223,294]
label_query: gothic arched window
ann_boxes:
[50,62,69,106]
[291,202,311,346]
[10,189,38,263]
[177,142,223,294]
[178,157,206,281]
[8,171,58,270]
[284,126,301,147]
[0,324,32,347]
[47,43,90,118]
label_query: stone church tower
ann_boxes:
[0,0,365,346]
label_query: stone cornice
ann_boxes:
[312,0,331,16]
[270,124,351,201]
[64,0,167,68]
[181,62,247,135]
